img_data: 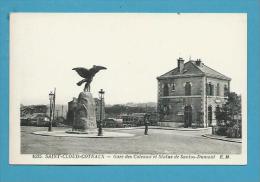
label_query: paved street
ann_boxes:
[21,126,241,154]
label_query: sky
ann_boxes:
[10,13,247,105]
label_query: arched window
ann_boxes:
[224,85,228,97]
[206,83,210,95]
[185,82,191,96]
[172,83,175,91]
[215,105,220,125]
[163,105,169,115]
[216,83,220,96]
[207,83,214,96]
[163,84,169,96]
[210,84,214,96]
[208,106,212,126]
[216,105,220,113]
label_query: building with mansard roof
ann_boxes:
[157,58,231,128]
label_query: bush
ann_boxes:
[213,126,227,136]
[227,124,241,138]
[214,92,242,138]
[213,124,241,138]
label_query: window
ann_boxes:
[172,83,175,91]
[207,83,214,96]
[224,85,228,97]
[216,83,220,96]
[197,112,202,123]
[216,105,220,114]
[206,83,210,95]
[185,82,191,96]
[208,106,212,126]
[210,84,214,96]
[163,84,169,96]
[163,105,169,115]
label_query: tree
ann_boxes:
[215,92,242,137]
[215,92,241,125]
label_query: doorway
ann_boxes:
[184,105,192,128]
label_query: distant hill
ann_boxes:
[104,102,157,118]
[51,104,68,118]
[21,102,157,119]
[21,104,68,118]
[125,102,157,108]
[106,102,157,108]
[20,105,47,117]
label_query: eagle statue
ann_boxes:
[72,65,107,92]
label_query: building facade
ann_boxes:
[66,97,78,126]
[157,58,231,128]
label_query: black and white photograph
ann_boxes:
[9,13,247,165]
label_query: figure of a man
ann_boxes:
[144,114,150,135]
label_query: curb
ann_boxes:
[149,127,211,131]
[202,134,242,143]
[32,130,135,138]
[107,126,211,132]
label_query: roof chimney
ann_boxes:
[177,57,184,74]
[195,59,202,66]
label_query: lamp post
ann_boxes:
[98,89,105,136]
[48,91,55,132]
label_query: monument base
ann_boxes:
[33,130,135,138]
[66,129,97,135]
[72,91,97,132]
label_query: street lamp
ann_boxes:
[48,91,55,132]
[98,89,105,136]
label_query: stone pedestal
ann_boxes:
[72,91,97,133]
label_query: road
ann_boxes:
[21,126,241,154]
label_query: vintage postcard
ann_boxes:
[9,13,247,165]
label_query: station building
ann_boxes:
[157,58,231,128]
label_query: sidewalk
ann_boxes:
[32,130,135,138]
[202,134,242,143]
[148,126,212,132]
[107,126,212,132]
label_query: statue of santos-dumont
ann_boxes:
[71,65,106,133]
